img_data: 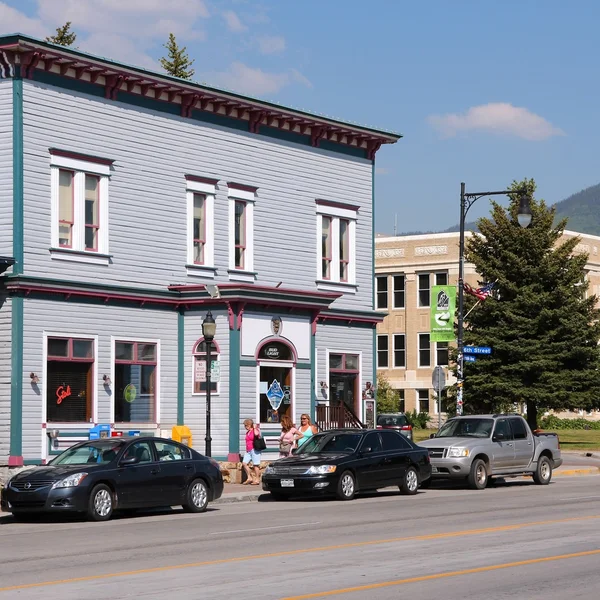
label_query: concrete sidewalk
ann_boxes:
[213,465,600,505]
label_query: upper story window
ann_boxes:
[50,149,112,264]
[418,333,431,367]
[228,183,256,282]
[393,334,406,368]
[436,342,449,366]
[316,200,358,291]
[376,276,388,309]
[393,275,405,308]
[186,176,217,278]
[377,335,389,369]
[418,272,448,307]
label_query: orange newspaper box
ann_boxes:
[172,425,192,447]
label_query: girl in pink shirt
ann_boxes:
[278,415,299,458]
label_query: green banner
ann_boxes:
[430,285,456,342]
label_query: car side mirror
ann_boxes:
[493,433,505,442]
[291,447,299,455]
[429,433,436,439]
[362,446,373,454]
[120,456,140,466]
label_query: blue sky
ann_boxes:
[2,0,598,234]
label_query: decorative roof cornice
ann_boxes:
[0,34,401,158]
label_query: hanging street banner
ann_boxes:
[430,285,456,342]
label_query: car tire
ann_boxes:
[270,492,289,501]
[467,459,488,490]
[399,467,419,495]
[336,471,356,501]
[419,477,432,489]
[183,479,209,513]
[88,483,114,521]
[533,456,552,485]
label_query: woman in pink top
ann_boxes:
[278,415,298,458]
[242,418,262,485]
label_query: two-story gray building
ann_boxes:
[0,33,400,468]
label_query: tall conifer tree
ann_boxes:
[458,178,600,429]
[159,33,195,80]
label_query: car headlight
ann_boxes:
[5,477,14,489]
[447,447,470,458]
[306,465,336,475]
[264,466,275,475]
[51,472,88,489]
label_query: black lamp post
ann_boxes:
[202,311,216,456]
[456,182,531,416]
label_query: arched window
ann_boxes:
[257,340,295,362]
[192,338,220,394]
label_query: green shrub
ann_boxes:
[406,410,431,429]
[538,415,600,430]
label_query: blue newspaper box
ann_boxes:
[89,424,111,440]
[128,430,141,437]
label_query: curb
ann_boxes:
[214,492,266,505]
[554,467,600,477]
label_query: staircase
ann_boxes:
[316,403,365,431]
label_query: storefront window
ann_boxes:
[114,341,157,423]
[329,353,360,415]
[192,339,219,394]
[47,337,94,423]
[258,340,294,423]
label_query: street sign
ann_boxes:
[432,366,446,390]
[464,355,477,363]
[463,346,492,355]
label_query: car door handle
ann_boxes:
[185,464,194,470]
[150,469,159,475]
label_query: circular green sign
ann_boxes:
[124,384,137,403]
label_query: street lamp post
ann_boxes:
[456,182,532,416]
[202,311,217,456]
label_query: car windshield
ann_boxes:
[297,432,362,454]
[50,441,126,465]
[436,418,493,438]
[377,415,407,427]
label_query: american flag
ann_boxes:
[463,282,495,301]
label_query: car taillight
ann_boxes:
[401,425,412,431]
[376,425,382,429]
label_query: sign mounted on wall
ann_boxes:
[123,384,137,403]
[430,285,456,342]
[266,379,285,410]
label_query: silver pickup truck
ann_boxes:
[419,414,562,489]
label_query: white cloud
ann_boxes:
[0,2,47,38]
[428,102,565,141]
[257,35,285,55]
[222,10,247,33]
[206,61,312,96]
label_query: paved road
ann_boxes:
[1,475,599,599]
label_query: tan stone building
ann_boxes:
[375,230,600,421]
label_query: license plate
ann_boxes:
[431,466,438,473]
[280,479,294,487]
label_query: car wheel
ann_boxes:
[88,484,114,521]
[533,456,552,485]
[336,471,356,501]
[183,479,209,513]
[399,467,419,495]
[419,477,432,489]
[270,492,289,501]
[467,459,488,490]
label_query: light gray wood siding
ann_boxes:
[21,298,178,460]
[0,296,12,462]
[21,81,373,312]
[0,79,12,257]
[183,311,229,457]
[315,323,375,418]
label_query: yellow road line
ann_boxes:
[1,514,599,593]
[281,548,600,599]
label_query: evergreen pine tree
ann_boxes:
[159,33,195,80]
[458,178,600,430]
[46,22,77,47]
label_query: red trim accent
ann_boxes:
[255,337,298,363]
[21,51,41,78]
[185,174,219,186]
[311,312,318,336]
[8,455,24,466]
[249,110,265,134]
[318,314,382,325]
[227,452,241,462]
[228,182,258,194]
[227,303,235,330]
[316,199,360,212]
[168,283,340,300]
[49,148,115,166]
[367,140,382,160]
[192,337,221,354]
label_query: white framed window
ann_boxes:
[228,184,256,282]
[393,334,405,368]
[436,342,449,366]
[393,274,405,309]
[376,276,388,309]
[316,201,358,291]
[186,176,216,278]
[377,335,389,368]
[50,150,111,264]
[418,333,431,367]
[192,338,220,395]
[111,338,160,425]
[417,389,430,414]
[417,271,448,307]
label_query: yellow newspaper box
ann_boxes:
[172,425,192,447]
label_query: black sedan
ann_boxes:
[1,436,223,521]
[262,428,431,500]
